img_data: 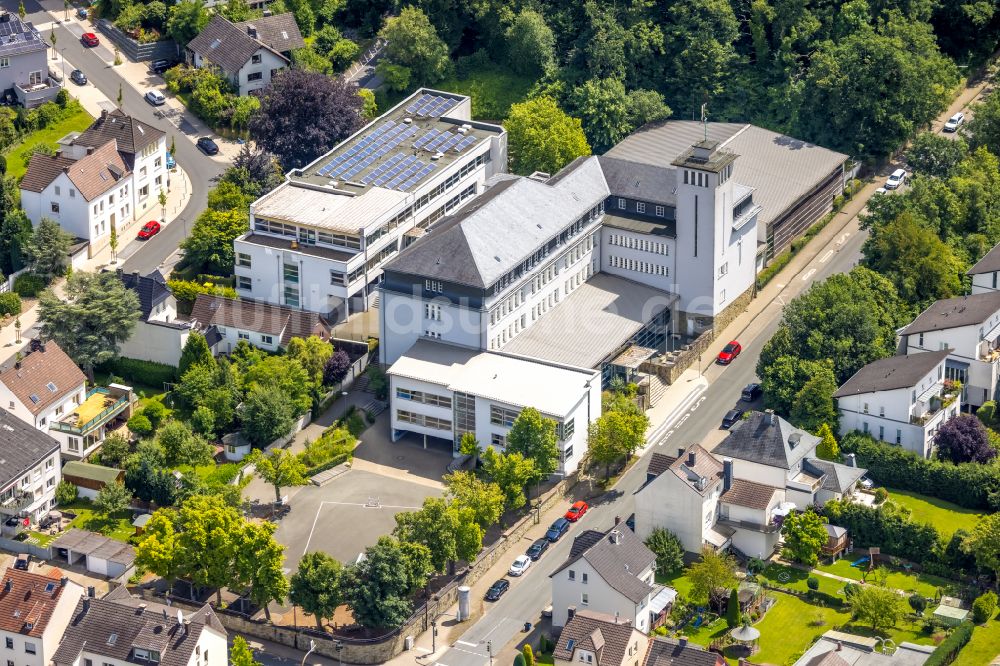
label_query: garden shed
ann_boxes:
[61,461,124,499]
[932,598,969,626]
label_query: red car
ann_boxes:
[565,501,588,522]
[81,33,99,47]
[717,340,742,365]
[136,220,161,240]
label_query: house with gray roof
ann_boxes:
[834,350,959,458]
[968,240,1000,294]
[642,637,725,666]
[553,610,648,666]
[550,524,672,632]
[793,630,933,666]
[0,411,60,528]
[186,13,302,95]
[114,269,192,367]
[0,11,59,108]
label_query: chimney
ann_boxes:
[836,641,843,652]
[678,636,688,648]
[687,450,696,468]
[678,447,685,459]
[60,577,68,587]
[846,453,857,468]
[29,338,41,352]
[101,109,109,120]
[87,586,95,598]
[723,458,733,493]
[614,515,621,526]
[82,597,90,613]
[610,530,622,545]
[765,408,777,426]
[3,579,11,593]
[138,603,147,614]
[567,607,576,621]
[86,146,95,155]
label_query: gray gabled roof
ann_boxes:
[804,458,867,494]
[967,241,1000,275]
[551,525,656,604]
[236,13,304,53]
[0,411,59,489]
[713,411,818,470]
[187,14,287,74]
[384,157,609,289]
[643,637,723,666]
[553,610,638,666]
[598,155,676,206]
[833,350,950,398]
[901,291,1000,334]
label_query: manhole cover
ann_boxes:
[395,455,406,461]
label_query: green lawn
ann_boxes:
[3,105,94,179]
[656,569,694,599]
[815,558,955,597]
[886,487,985,538]
[953,612,1000,665]
[758,563,846,598]
[61,501,134,542]
[175,463,240,485]
[749,592,850,666]
[432,65,537,121]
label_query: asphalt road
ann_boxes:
[432,218,868,666]
[17,0,224,275]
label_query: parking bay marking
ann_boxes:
[302,500,423,553]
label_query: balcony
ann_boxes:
[50,386,134,436]
[909,382,960,426]
[716,516,781,534]
[0,493,34,517]
[14,77,60,109]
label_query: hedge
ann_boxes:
[841,432,1000,510]
[0,292,20,316]
[13,273,46,297]
[821,498,941,564]
[97,357,178,388]
[924,621,973,666]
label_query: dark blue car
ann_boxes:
[546,517,570,542]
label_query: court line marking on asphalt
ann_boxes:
[456,641,478,648]
[302,500,423,553]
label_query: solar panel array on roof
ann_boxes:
[317,120,420,181]
[404,93,459,118]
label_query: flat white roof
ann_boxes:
[252,182,408,234]
[388,339,597,417]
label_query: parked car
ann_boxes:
[149,59,176,75]
[144,90,166,106]
[741,383,763,402]
[136,220,161,240]
[508,555,531,577]
[70,69,87,85]
[484,579,509,601]
[860,476,875,490]
[565,500,588,522]
[545,517,570,542]
[721,408,745,429]
[77,7,88,18]
[13,554,29,571]
[196,137,219,155]
[874,186,888,195]
[717,340,742,365]
[81,32,99,47]
[526,538,550,561]
[166,151,176,169]
[943,112,965,132]
[885,168,907,190]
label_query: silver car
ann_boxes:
[144,89,166,106]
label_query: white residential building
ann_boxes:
[968,241,1000,295]
[115,270,192,367]
[233,89,506,321]
[386,339,599,472]
[552,611,649,666]
[834,350,959,458]
[0,411,61,526]
[189,293,332,355]
[52,588,227,666]
[0,569,85,666]
[898,291,1000,407]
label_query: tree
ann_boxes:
[220,0,254,22]
[38,272,141,380]
[789,366,840,433]
[506,407,559,485]
[394,497,483,572]
[759,355,834,417]
[24,218,72,283]
[908,593,927,615]
[242,385,297,447]
[444,471,504,529]
[289,551,342,630]
[229,637,260,666]
[323,349,351,385]
[167,0,209,46]
[815,423,841,461]
[781,510,829,566]
[378,7,450,85]
[505,97,591,176]
[55,479,77,504]
[176,494,242,604]
[848,584,906,633]
[726,588,740,627]
[157,420,214,467]
[505,10,555,76]
[645,528,684,576]
[234,521,288,621]
[286,335,333,385]
[246,448,308,503]
[179,209,249,275]
[972,591,997,623]
[178,332,214,377]
[688,548,737,612]
[127,413,154,438]
[249,68,363,169]
[522,645,535,666]
[965,92,1000,157]
[458,432,481,465]
[135,510,183,587]
[99,432,131,468]
[571,78,631,153]
[94,480,132,516]
[587,408,649,478]
[661,0,739,114]
[935,414,996,464]
[906,132,968,178]
[481,448,536,511]
[342,536,433,629]
[243,356,313,413]
[358,88,377,119]
[964,512,1000,584]
[625,90,672,130]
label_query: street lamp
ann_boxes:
[339,390,350,423]
[486,640,493,666]
[299,639,315,666]
[335,640,343,666]
[431,620,437,654]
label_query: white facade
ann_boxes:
[130,135,169,219]
[0,576,84,666]
[65,624,227,666]
[972,270,999,294]
[0,450,60,524]
[551,556,657,631]
[190,46,286,96]
[634,461,723,554]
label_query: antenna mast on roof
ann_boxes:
[701,104,708,142]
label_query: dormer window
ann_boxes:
[107,633,118,646]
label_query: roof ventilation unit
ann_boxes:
[403,117,413,124]
[431,152,444,161]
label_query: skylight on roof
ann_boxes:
[108,633,118,646]
[44,583,54,593]
[46,382,57,392]
[210,38,221,49]
[29,394,39,404]
[566,639,575,651]
[281,30,288,39]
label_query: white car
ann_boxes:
[885,168,906,190]
[508,555,531,577]
[943,112,964,132]
[144,89,166,106]
[874,187,888,195]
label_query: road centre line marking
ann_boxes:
[819,249,834,263]
[801,268,816,281]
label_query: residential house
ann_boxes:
[0,339,136,460]
[834,350,959,458]
[0,12,59,108]
[185,14,303,96]
[188,294,332,354]
[234,89,506,322]
[550,524,673,631]
[898,291,1000,407]
[114,269,192,367]
[386,338,599,471]
[641,637,725,666]
[552,610,648,666]
[0,411,60,527]
[0,568,85,666]
[967,241,1000,294]
[793,630,933,666]
[52,587,227,666]
[60,461,124,500]
[20,110,167,258]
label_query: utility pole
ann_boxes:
[487,641,493,666]
[431,620,437,653]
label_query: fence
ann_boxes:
[0,267,28,294]
[0,536,51,559]
[96,20,179,62]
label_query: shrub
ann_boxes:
[923,621,973,666]
[0,292,19,316]
[807,577,820,591]
[756,250,794,289]
[127,413,153,438]
[910,594,928,614]
[55,480,77,505]
[141,401,167,429]
[977,401,997,428]
[191,405,215,436]
[874,487,888,504]
[96,357,178,387]
[845,582,861,598]
[13,273,45,297]
[972,591,997,624]
[323,349,351,385]
[299,427,355,469]
[822,499,940,563]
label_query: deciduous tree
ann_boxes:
[906,132,968,178]
[179,209,249,276]
[246,448,308,503]
[377,7,450,85]
[964,510,1000,584]
[444,470,504,529]
[848,583,906,633]
[94,481,132,517]
[342,536,433,629]
[506,407,559,484]
[935,414,996,464]
[99,432,131,468]
[505,10,555,76]
[789,366,840,433]
[394,497,483,572]
[234,521,288,621]
[166,0,209,46]
[688,548,737,612]
[135,510,182,587]
[323,349,351,386]
[481,448,536,511]
[176,494,243,604]
[289,551,342,630]
[157,420,214,467]
[505,97,590,176]
[645,528,684,576]
[781,510,828,566]
[229,637,260,666]
[286,336,333,385]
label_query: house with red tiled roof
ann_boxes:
[0,568,85,666]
